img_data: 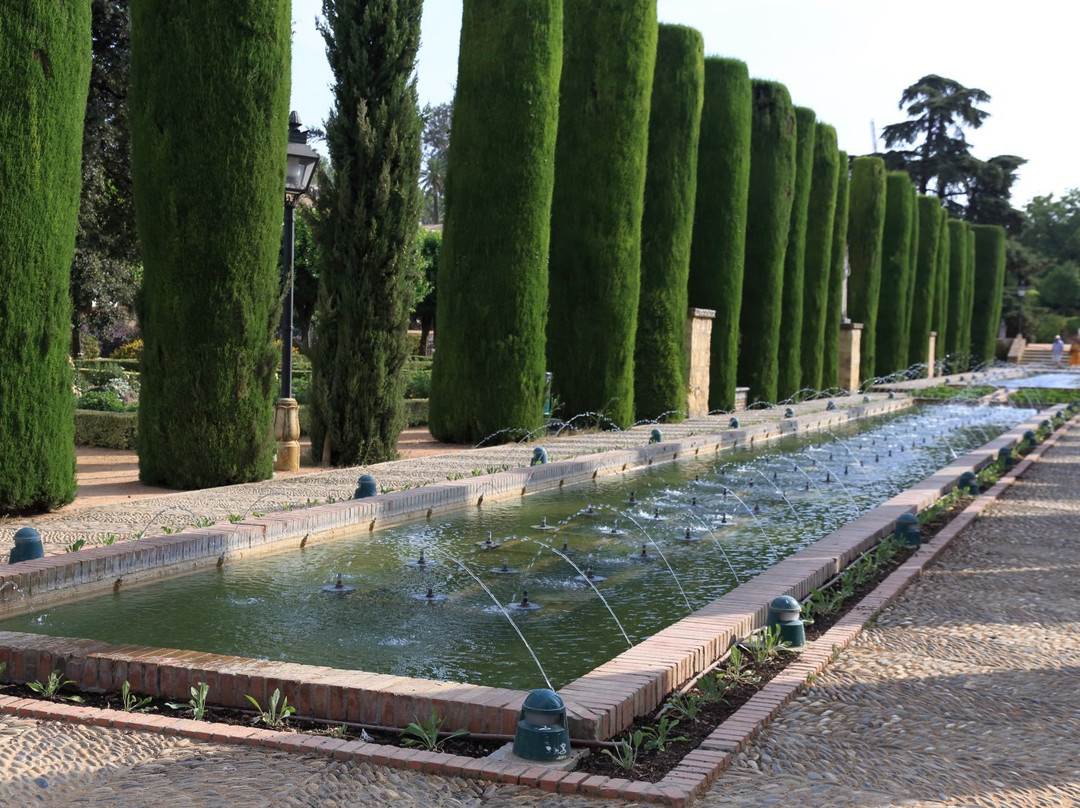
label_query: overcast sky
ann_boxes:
[290,0,1074,207]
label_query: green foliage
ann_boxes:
[718,645,760,686]
[27,670,85,703]
[420,102,452,225]
[664,692,701,722]
[687,57,752,411]
[547,0,658,427]
[245,687,296,727]
[1036,263,1080,313]
[945,219,971,360]
[74,410,138,449]
[120,680,155,713]
[78,390,133,412]
[737,80,797,404]
[875,172,916,377]
[915,384,994,399]
[969,225,1007,363]
[821,151,850,390]
[932,207,951,359]
[777,107,817,400]
[428,0,562,443]
[130,0,290,488]
[601,728,645,771]
[642,716,688,752]
[846,156,888,383]
[1022,190,1080,265]
[800,125,840,391]
[634,24,704,422]
[412,228,440,355]
[908,196,944,368]
[399,711,469,751]
[166,681,209,720]
[740,625,791,665]
[0,0,89,513]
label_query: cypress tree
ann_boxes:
[737,80,797,405]
[846,156,887,384]
[634,24,704,422]
[131,0,290,488]
[310,0,423,465]
[821,151,850,390]
[962,228,977,363]
[874,171,914,377]
[777,106,816,400]
[686,57,751,412]
[907,195,943,370]
[969,224,1007,364]
[945,219,970,362]
[428,1,563,443]
[799,124,840,392]
[932,206,950,360]
[0,0,90,513]
[547,0,657,427]
[902,184,920,360]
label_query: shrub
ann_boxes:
[78,390,132,412]
[875,171,915,377]
[847,156,888,383]
[945,219,971,360]
[821,150,850,390]
[969,225,1007,364]
[112,338,143,361]
[74,411,138,450]
[908,196,944,369]
[405,364,431,399]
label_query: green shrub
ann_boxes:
[875,171,915,377]
[932,206,950,359]
[821,150,850,390]
[969,225,1007,364]
[112,339,143,361]
[78,390,133,412]
[846,156,888,383]
[74,410,138,450]
[405,364,432,399]
[945,219,970,361]
[404,398,429,427]
[908,196,944,369]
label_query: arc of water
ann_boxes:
[683,511,742,585]
[520,536,632,648]
[750,468,799,520]
[789,453,860,520]
[825,432,872,478]
[424,545,553,691]
[716,484,780,559]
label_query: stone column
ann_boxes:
[838,322,863,392]
[927,331,937,378]
[685,308,716,417]
[273,397,301,472]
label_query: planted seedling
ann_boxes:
[600,728,645,771]
[695,673,731,704]
[166,681,210,720]
[27,670,85,703]
[642,717,688,752]
[718,646,761,686]
[664,693,702,722]
[245,688,296,728]
[399,711,469,752]
[120,681,155,713]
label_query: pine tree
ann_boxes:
[311,0,424,465]
[686,57,752,412]
[0,0,90,512]
[969,224,1007,363]
[428,1,562,443]
[131,0,290,488]
[821,151,850,390]
[777,107,816,400]
[846,156,887,383]
[634,24,704,422]
[737,80,797,405]
[548,0,657,427]
[875,172,915,377]
[799,124,840,392]
[907,195,943,369]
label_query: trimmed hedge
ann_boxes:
[969,224,1007,364]
[944,219,969,360]
[686,57,752,412]
[907,195,944,369]
[428,0,562,443]
[875,171,915,377]
[962,227,977,362]
[548,0,658,427]
[821,150,850,390]
[75,410,138,450]
[634,24,704,422]
[0,0,90,513]
[799,124,840,392]
[846,156,888,383]
[131,0,290,488]
[777,106,817,400]
[932,206,950,359]
[737,80,797,405]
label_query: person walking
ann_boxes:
[1069,337,1080,367]
[1053,335,1065,364]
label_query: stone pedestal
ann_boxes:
[838,323,863,393]
[927,331,937,378]
[685,308,716,417]
[273,397,301,472]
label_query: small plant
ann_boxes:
[245,687,296,728]
[120,681,155,713]
[642,716,688,752]
[65,539,87,553]
[740,625,791,665]
[27,670,85,703]
[195,517,214,528]
[471,467,483,476]
[101,534,119,546]
[252,511,264,518]
[718,646,760,686]
[166,681,209,720]
[600,728,645,771]
[227,514,243,524]
[664,693,701,722]
[695,673,731,704]
[160,525,177,534]
[399,711,469,751]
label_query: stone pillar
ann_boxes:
[838,322,863,393]
[927,331,937,378]
[685,308,716,417]
[273,397,301,472]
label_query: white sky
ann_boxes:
[290,0,1075,207]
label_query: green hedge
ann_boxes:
[846,156,887,383]
[907,195,944,369]
[875,171,914,377]
[75,410,138,450]
[737,80,797,405]
[969,224,1007,363]
[686,57,751,412]
[944,219,970,360]
[799,124,839,392]
[932,206,950,359]
[75,358,140,373]
[821,151,850,390]
[428,0,562,443]
[634,24,704,422]
[547,0,658,427]
[777,106,817,400]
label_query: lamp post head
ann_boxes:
[285,111,319,204]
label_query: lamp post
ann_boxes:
[274,111,320,472]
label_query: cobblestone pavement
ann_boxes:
[1,392,1077,806]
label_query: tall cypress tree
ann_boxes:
[821,150,850,390]
[932,206,950,360]
[131,0,290,488]
[428,1,563,443]
[311,0,423,465]
[777,106,816,400]
[634,24,704,422]
[902,184,920,359]
[846,156,887,383]
[969,224,1007,364]
[875,171,914,377]
[0,0,90,513]
[945,219,970,362]
[961,228,977,363]
[686,57,751,412]
[737,80,796,405]
[799,124,840,392]
[908,195,943,370]
[548,0,657,427]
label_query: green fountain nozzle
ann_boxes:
[353,474,377,498]
[863,395,871,403]
[766,595,805,647]
[784,408,795,418]
[998,446,1015,469]
[512,689,570,761]
[729,417,740,428]
[649,428,662,444]
[958,470,979,495]
[9,527,44,564]
[888,391,895,399]
[531,447,548,466]
[894,512,921,547]
[1023,429,1038,449]
[826,401,836,410]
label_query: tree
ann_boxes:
[846,156,888,383]
[310,0,424,465]
[1,0,91,513]
[908,195,944,369]
[821,150,850,390]
[875,172,915,377]
[427,0,561,443]
[419,102,451,225]
[969,224,1007,363]
[1022,190,1080,266]
[932,205,950,359]
[413,228,439,355]
[290,206,321,350]
[419,153,446,225]
[966,154,1027,235]
[800,124,840,392]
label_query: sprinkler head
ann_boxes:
[520,591,530,607]
[753,504,760,515]
[628,492,637,505]
[639,544,650,558]
[426,587,436,599]
[653,508,661,519]
[825,472,832,483]
[335,573,344,589]
[691,497,698,506]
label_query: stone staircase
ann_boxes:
[1020,343,1055,365]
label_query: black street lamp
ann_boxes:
[275,111,319,472]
